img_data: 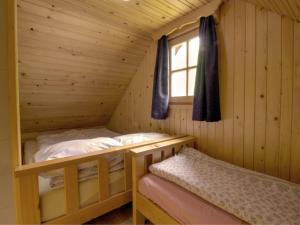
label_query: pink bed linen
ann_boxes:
[138,174,246,225]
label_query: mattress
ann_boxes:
[149,147,300,225]
[23,127,121,165]
[23,129,125,222]
[138,174,245,225]
[23,128,169,222]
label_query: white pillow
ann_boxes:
[114,133,169,145]
[36,128,119,152]
[34,137,123,178]
[34,137,123,163]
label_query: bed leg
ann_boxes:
[133,207,145,225]
[132,156,146,224]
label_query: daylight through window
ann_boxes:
[170,35,200,99]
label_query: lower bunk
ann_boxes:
[131,137,300,225]
[15,127,182,224]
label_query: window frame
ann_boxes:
[169,29,199,104]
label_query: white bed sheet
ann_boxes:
[23,129,169,221]
[23,137,125,222]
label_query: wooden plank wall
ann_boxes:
[17,0,151,132]
[109,0,300,184]
[17,0,213,133]
[0,0,17,223]
[246,0,300,22]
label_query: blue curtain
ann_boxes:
[192,16,221,122]
[151,35,169,120]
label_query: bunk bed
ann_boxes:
[14,127,183,224]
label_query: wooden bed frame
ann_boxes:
[131,136,196,225]
[14,135,185,224]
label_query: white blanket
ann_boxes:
[36,128,120,153]
[34,131,169,188]
[34,137,124,187]
[150,147,300,225]
[114,133,169,145]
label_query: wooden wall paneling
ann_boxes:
[246,0,300,22]
[180,109,187,135]
[186,109,193,136]
[221,0,235,163]
[19,0,300,136]
[17,0,151,41]
[243,2,256,170]
[291,22,300,183]
[141,56,149,132]
[163,114,170,134]
[207,123,216,157]
[279,16,294,180]
[128,77,135,132]
[134,72,139,132]
[18,0,154,132]
[109,0,300,183]
[199,122,207,154]
[215,2,227,160]
[254,7,268,173]
[191,120,199,149]
[135,63,143,132]
[85,0,166,32]
[265,11,282,177]
[29,0,149,36]
[233,0,246,167]
[169,109,175,135]
[145,46,154,132]
[174,110,181,135]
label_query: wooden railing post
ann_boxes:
[124,152,132,191]
[98,157,109,201]
[132,156,146,225]
[64,165,79,213]
[16,174,40,224]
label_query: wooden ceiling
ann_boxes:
[17,0,212,132]
[17,0,300,133]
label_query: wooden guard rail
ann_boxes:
[130,136,197,225]
[14,135,185,224]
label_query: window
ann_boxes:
[169,30,200,103]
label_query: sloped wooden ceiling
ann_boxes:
[17,0,212,132]
[18,0,300,133]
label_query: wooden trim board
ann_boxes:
[152,0,223,40]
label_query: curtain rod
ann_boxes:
[152,0,225,40]
[168,25,199,41]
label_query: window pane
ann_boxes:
[171,70,187,97]
[188,68,196,96]
[171,42,187,71]
[189,37,200,67]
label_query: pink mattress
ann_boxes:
[138,174,246,225]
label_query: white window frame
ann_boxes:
[169,29,199,104]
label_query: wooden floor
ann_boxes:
[86,204,132,225]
